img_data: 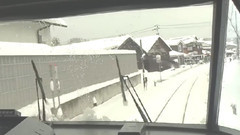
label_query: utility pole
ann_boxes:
[153,25,160,35]
[235,11,239,59]
[140,40,146,90]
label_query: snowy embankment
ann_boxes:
[18,71,140,121]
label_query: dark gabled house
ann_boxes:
[136,35,173,72]
[118,37,147,69]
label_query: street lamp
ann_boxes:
[156,55,162,82]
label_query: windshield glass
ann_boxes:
[0,4,213,124]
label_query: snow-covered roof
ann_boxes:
[202,50,211,54]
[135,35,171,52]
[225,50,235,53]
[169,50,184,57]
[165,40,181,46]
[35,18,67,27]
[135,35,159,52]
[169,35,198,45]
[57,35,130,51]
[0,41,52,55]
[198,39,211,46]
[0,41,136,56]
[226,41,237,46]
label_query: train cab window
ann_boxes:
[0,0,240,135]
[0,4,213,124]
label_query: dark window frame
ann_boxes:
[0,0,239,134]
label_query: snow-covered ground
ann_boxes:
[18,60,240,131]
[219,60,240,130]
[71,63,209,124]
[18,64,196,121]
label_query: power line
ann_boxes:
[87,22,212,40]
[155,21,211,27]
[128,26,155,34]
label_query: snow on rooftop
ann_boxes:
[169,50,184,57]
[165,40,181,46]
[198,39,211,45]
[226,41,237,46]
[135,35,159,52]
[135,35,171,52]
[56,35,130,51]
[0,38,136,56]
[36,18,67,27]
[225,50,235,53]
[169,35,198,45]
[0,41,52,55]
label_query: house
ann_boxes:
[198,39,212,62]
[135,35,172,72]
[118,37,147,69]
[169,35,202,55]
[198,38,211,51]
[226,41,237,50]
[165,39,184,52]
[0,19,67,45]
[168,36,204,63]
[169,50,185,66]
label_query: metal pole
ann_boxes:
[49,64,56,109]
[115,56,127,102]
[235,11,239,59]
[159,63,162,82]
[207,0,229,132]
[140,40,146,90]
[54,65,61,107]
[35,79,41,120]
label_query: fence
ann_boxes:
[0,51,138,109]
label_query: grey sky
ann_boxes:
[52,4,215,43]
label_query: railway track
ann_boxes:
[154,76,199,123]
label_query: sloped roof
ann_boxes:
[54,35,130,51]
[165,39,182,46]
[135,35,171,52]
[35,18,67,27]
[168,35,198,44]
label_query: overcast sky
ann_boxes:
[50,3,238,44]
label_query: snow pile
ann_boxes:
[18,98,63,121]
